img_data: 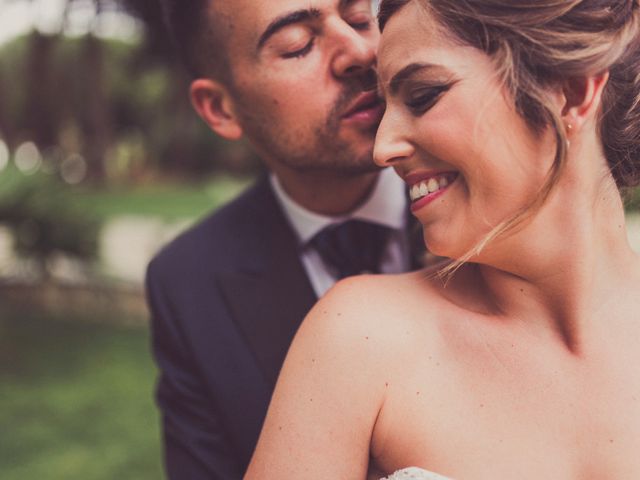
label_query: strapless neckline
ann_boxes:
[381,466,454,480]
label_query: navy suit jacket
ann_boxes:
[146,175,424,479]
[147,176,317,478]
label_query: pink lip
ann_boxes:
[342,91,384,126]
[401,170,459,213]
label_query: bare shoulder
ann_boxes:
[245,273,439,478]
[314,270,439,318]
[295,270,447,363]
[245,271,455,478]
[270,270,449,431]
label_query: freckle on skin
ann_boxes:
[385,382,389,387]
[416,391,420,395]
[365,336,369,340]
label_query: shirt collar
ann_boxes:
[270,167,408,245]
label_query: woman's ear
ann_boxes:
[190,78,243,140]
[561,71,610,131]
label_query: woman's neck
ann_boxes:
[459,170,640,354]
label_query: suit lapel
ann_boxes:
[218,179,426,388]
[217,178,317,387]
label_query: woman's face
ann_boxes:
[375,1,557,259]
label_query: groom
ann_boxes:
[146,0,421,478]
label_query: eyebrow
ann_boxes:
[388,63,443,94]
[257,8,322,50]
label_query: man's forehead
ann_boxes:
[214,0,374,57]
[216,0,374,30]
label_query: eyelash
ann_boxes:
[282,38,315,59]
[280,17,371,59]
[350,19,372,31]
[406,85,450,114]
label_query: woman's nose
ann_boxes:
[373,109,414,167]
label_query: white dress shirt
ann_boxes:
[270,168,410,297]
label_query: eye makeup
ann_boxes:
[404,83,453,115]
[381,61,458,115]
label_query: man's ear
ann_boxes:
[561,71,610,131]
[190,79,243,140]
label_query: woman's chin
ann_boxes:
[422,226,455,257]
[424,231,477,264]
[425,242,460,263]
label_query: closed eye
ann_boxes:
[350,20,372,30]
[282,38,315,59]
[343,0,374,32]
[406,85,451,115]
[347,13,374,31]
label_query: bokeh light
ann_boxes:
[14,141,42,174]
[61,153,87,184]
[0,140,9,172]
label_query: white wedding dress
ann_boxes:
[381,467,454,480]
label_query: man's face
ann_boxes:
[219,0,383,176]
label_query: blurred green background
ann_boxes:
[0,0,258,478]
[0,1,639,479]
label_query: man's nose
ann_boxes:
[330,22,379,78]
[373,109,414,167]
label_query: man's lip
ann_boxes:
[342,91,381,119]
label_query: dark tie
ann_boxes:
[309,220,392,279]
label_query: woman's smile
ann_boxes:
[403,171,459,212]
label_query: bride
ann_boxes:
[244,0,640,478]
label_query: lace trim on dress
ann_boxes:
[381,466,454,480]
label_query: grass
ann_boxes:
[77,174,254,221]
[0,305,163,480]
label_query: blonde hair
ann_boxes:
[379,0,640,274]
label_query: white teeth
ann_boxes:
[409,175,453,202]
[409,183,424,201]
[410,184,419,200]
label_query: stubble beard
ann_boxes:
[236,74,382,177]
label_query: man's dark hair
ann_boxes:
[160,0,231,81]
